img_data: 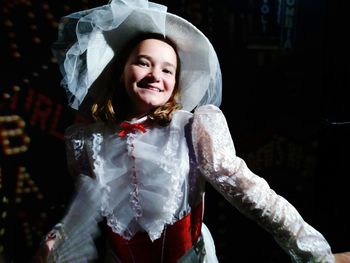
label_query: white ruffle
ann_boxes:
[85,112,192,241]
[48,176,103,263]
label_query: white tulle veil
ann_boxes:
[52,0,222,112]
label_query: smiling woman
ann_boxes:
[31,0,350,263]
[122,38,178,119]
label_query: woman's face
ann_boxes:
[122,38,177,116]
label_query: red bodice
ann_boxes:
[107,202,203,263]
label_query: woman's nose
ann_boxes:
[148,68,161,81]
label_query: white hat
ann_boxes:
[52,0,222,112]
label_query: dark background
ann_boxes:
[0,0,349,262]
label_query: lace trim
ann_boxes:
[191,104,334,263]
[87,115,189,241]
[127,134,143,219]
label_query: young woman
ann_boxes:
[33,0,350,262]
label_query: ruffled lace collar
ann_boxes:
[89,112,190,241]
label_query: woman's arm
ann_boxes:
[32,224,62,263]
[191,104,336,262]
[335,252,350,263]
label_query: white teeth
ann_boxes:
[148,86,162,92]
[137,83,162,92]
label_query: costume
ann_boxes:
[47,104,334,263]
[46,0,336,262]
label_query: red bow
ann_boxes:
[118,122,147,137]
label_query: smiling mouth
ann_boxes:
[137,83,164,92]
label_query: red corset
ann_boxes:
[107,202,203,263]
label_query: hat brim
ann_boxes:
[52,0,222,111]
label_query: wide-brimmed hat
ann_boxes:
[52,0,222,112]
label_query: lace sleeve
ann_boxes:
[40,125,102,262]
[191,104,334,263]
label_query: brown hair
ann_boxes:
[90,32,182,126]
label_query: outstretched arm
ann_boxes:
[191,104,336,263]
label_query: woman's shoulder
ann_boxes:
[191,104,227,129]
[194,104,222,115]
[175,104,222,118]
[174,108,193,118]
[171,105,224,132]
[64,121,106,140]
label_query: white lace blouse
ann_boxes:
[55,104,334,263]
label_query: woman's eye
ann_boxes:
[137,60,149,67]
[163,69,173,75]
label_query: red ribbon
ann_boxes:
[118,122,147,137]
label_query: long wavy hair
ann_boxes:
[90,32,182,126]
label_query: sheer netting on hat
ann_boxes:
[52,0,222,112]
